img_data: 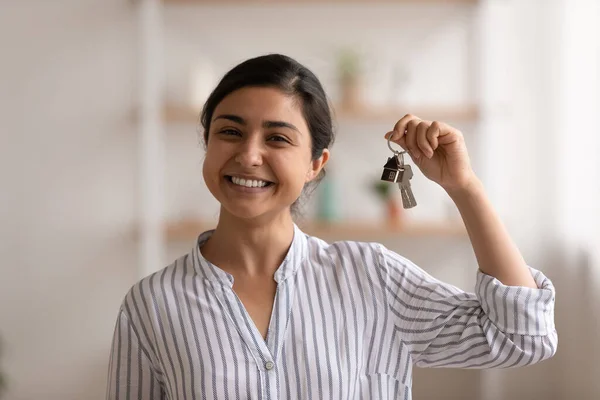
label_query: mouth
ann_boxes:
[225,175,275,189]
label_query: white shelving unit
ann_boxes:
[135,0,488,277]
[137,0,165,278]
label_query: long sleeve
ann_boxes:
[106,309,164,400]
[378,245,558,369]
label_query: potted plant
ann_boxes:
[336,47,363,112]
[371,180,403,227]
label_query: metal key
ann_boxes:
[398,165,417,209]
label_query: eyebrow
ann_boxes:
[213,114,300,133]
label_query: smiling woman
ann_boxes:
[202,86,329,222]
[107,54,557,400]
[199,55,334,221]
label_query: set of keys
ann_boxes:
[380,136,417,209]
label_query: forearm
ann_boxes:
[446,177,537,288]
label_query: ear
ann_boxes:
[305,149,330,182]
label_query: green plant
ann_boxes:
[371,180,393,201]
[336,48,362,82]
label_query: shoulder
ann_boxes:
[304,233,400,271]
[120,251,197,320]
[305,233,417,275]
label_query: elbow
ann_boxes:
[514,329,559,367]
[487,329,558,369]
[541,329,559,361]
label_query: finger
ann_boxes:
[417,121,434,158]
[405,118,421,159]
[427,121,441,152]
[435,121,462,145]
[391,114,417,143]
[384,130,407,150]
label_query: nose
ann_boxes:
[234,137,264,168]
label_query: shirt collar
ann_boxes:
[192,223,309,287]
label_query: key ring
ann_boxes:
[387,135,407,166]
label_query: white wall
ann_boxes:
[477,1,600,399]
[0,0,598,399]
[0,1,138,399]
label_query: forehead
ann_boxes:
[213,86,308,130]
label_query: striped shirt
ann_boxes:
[107,224,557,400]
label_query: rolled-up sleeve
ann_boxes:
[378,245,558,369]
[106,309,164,400]
[476,267,555,337]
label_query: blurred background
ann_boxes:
[0,0,599,399]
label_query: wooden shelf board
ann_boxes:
[335,104,479,122]
[163,0,479,4]
[164,105,201,124]
[165,219,467,241]
[163,104,479,124]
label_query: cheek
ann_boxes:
[276,153,312,188]
[201,156,211,182]
[201,157,215,194]
[202,143,225,183]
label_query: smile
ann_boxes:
[225,175,274,189]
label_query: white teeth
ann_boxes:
[231,176,269,188]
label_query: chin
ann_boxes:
[224,205,265,220]
[220,201,293,223]
[206,176,301,222]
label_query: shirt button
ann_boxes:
[265,361,274,370]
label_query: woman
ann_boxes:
[107,54,557,400]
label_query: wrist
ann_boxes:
[444,175,484,201]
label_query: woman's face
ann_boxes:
[202,86,329,221]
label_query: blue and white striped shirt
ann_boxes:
[107,224,557,400]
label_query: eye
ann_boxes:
[219,128,241,137]
[268,135,290,143]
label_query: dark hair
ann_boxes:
[200,54,336,217]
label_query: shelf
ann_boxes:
[162,103,479,125]
[335,104,479,123]
[164,105,201,124]
[162,0,479,4]
[164,219,467,241]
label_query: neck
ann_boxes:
[201,208,295,279]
